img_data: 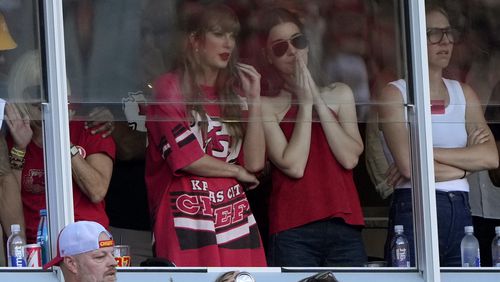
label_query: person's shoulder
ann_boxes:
[320,82,354,104]
[455,81,480,103]
[376,79,405,103]
[156,72,179,83]
[153,72,183,101]
[456,80,474,93]
[154,72,181,89]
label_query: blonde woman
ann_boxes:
[145,4,265,266]
[5,51,115,243]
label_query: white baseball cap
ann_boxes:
[44,221,114,269]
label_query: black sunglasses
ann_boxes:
[271,34,308,57]
[426,28,461,44]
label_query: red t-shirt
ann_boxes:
[8,121,115,243]
[269,106,365,235]
[145,72,266,266]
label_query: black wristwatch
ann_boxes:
[70,145,79,158]
[235,272,255,282]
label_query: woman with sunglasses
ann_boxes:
[258,8,366,267]
[379,6,498,266]
[145,4,266,266]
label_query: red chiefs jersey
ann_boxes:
[8,121,115,243]
[146,72,266,266]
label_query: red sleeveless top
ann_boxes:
[268,105,365,234]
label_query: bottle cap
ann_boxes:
[495,226,500,234]
[394,225,404,233]
[40,209,47,216]
[10,224,20,233]
[464,226,474,233]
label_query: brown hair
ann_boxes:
[256,7,308,96]
[425,5,450,21]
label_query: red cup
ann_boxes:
[113,245,131,267]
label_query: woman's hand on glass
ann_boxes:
[237,63,261,100]
[5,103,33,150]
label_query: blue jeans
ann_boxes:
[385,189,472,267]
[268,218,367,267]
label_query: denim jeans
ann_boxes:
[267,218,367,267]
[385,189,472,267]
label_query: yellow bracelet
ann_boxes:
[10,147,26,158]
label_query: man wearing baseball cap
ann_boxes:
[44,221,117,282]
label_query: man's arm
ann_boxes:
[71,152,113,203]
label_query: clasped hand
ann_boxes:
[292,54,321,104]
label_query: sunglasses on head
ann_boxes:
[426,28,461,44]
[271,34,308,57]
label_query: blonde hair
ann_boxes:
[7,50,71,125]
[180,3,243,143]
[7,50,43,121]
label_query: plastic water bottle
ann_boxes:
[391,225,410,267]
[6,224,26,267]
[36,209,49,265]
[461,225,481,267]
[492,226,500,267]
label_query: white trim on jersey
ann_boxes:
[161,143,171,159]
[215,215,257,244]
[175,130,193,145]
[173,217,215,232]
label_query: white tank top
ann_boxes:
[384,78,469,192]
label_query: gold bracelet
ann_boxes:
[10,147,26,158]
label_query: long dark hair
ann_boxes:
[180,3,243,142]
[256,7,306,96]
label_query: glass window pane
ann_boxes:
[62,0,153,267]
[0,0,46,268]
[14,0,495,280]
[58,0,424,272]
[432,0,500,269]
